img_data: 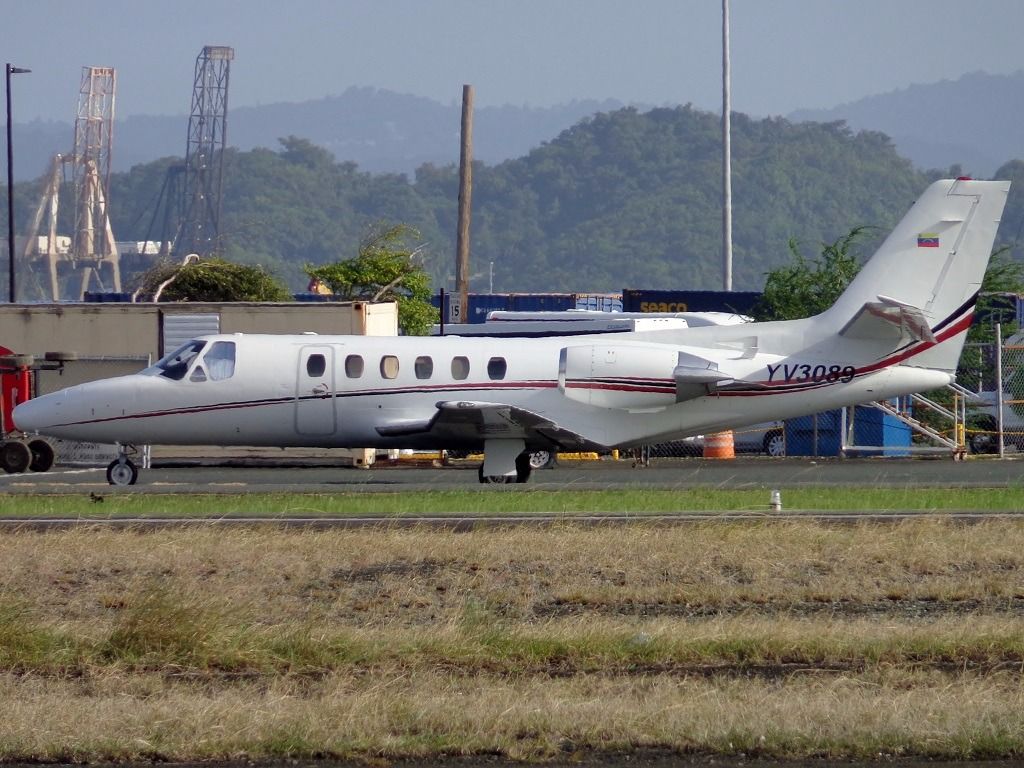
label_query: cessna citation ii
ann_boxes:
[12,178,1010,485]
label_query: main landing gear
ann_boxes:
[477,439,547,484]
[106,445,140,486]
[478,452,535,484]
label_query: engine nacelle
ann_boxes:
[558,344,666,409]
[558,344,731,410]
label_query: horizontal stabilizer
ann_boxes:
[839,295,936,345]
[674,352,732,401]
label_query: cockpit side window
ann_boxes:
[142,340,207,381]
[204,341,236,381]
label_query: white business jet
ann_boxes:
[12,178,1009,485]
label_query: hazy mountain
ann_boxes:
[10,87,631,181]
[788,71,1024,177]
[14,72,1020,184]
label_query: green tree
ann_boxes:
[136,257,292,302]
[961,247,1024,402]
[752,226,872,321]
[305,224,438,335]
[969,247,1024,344]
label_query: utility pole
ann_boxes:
[453,84,474,324]
[6,63,30,303]
[721,0,733,292]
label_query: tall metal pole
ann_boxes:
[721,0,733,292]
[996,322,1005,458]
[454,84,474,324]
[6,64,30,304]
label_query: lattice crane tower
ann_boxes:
[72,66,121,294]
[176,45,233,258]
[21,66,121,300]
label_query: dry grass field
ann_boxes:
[2,519,1024,761]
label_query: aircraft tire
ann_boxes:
[43,351,78,362]
[0,441,32,474]
[527,450,555,469]
[27,439,55,472]
[477,465,512,484]
[106,458,139,486]
[763,430,786,457]
[0,354,34,370]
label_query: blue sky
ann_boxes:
[4,0,1024,121]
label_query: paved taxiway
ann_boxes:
[2,456,1024,494]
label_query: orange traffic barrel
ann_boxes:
[703,430,735,459]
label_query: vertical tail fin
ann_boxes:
[825,178,1010,371]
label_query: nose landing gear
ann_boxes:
[106,445,140,486]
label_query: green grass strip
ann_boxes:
[2,486,1024,518]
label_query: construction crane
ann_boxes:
[21,66,121,300]
[176,45,233,258]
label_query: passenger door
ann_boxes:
[295,345,336,435]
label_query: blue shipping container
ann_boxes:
[83,292,133,303]
[293,293,339,302]
[510,293,575,312]
[434,293,513,323]
[784,406,911,457]
[434,292,624,321]
[623,289,761,315]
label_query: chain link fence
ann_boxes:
[963,336,1024,455]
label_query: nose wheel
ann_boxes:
[106,458,139,486]
[106,445,140,486]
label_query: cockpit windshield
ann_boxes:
[141,340,207,380]
[203,341,236,381]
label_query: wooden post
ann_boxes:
[453,84,474,324]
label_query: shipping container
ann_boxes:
[623,289,761,315]
[433,293,514,323]
[292,293,341,302]
[574,293,623,312]
[435,292,623,322]
[509,293,576,312]
[784,406,911,457]
[83,292,134,303]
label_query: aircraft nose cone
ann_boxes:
[11,396,48,432]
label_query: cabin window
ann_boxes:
[487,357,507,380]
[380,355,400,379]
[204,341,236,381]
[306,354,327,377]
[451,356,470,380]
[415,356,433,379]
[345,354,364,378]
[142,340,207,381]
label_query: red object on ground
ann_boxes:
[0,345,30,434]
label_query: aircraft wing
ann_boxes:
[376,400,596,449]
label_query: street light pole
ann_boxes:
[6,63,30,304]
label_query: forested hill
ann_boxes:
[789,71,1024,178]
[79,105,1024,294]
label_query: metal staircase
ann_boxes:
[841,384,971,457]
